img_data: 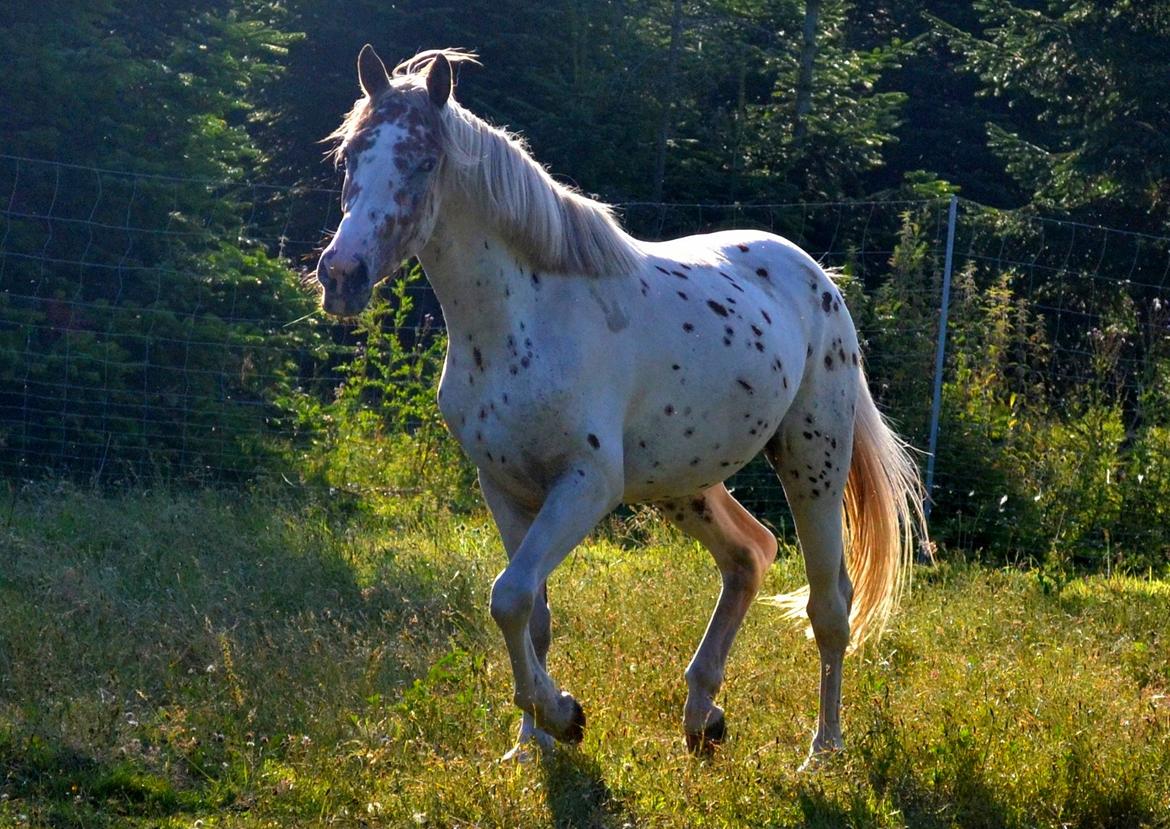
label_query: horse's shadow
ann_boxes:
[540,749,634,829]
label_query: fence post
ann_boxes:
[924,194,958,522]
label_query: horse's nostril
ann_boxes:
[351,258,369,287]
[317,262,337,291]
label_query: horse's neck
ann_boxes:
[418,189,538,345]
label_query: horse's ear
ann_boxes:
[358,44,389,98]
[426,53,452,108]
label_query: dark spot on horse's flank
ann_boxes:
[761,309,772,325]
[833,300,840,313]
[521,356,530,368]
[807,345,813,358]
[824,354,834,370]
[656,265,670,275]
[805,414,814,424]
[671,270,689,280]
[751,324,763,337]
[473,347,483,370]
[707,300,729,317]
[754,342,765,352]
[672,364,681,371]
[737,243,750,252]
[839,348,847,363]
[509,365,518,375]
[814,430,822,437]
[725,326,735,337]
[723,337,732,347]
[783,376,789,388]
[677,291,688,300]
[682,322,694,333]
[736,378,754,394]
[852,352,859,366]
[684,428,694,437]
[831,437,837,449]
[771,358,782,373]
[502,393,509,404]
[756,268,769,279]
[680,263,692,270]
[638,440,647,448]
[478,407,487,420]
[821,292,833,313]
[577,468,586,477]
[665,404,675,416]
[690,457,701,466]
[587,433,601,449]
[486,451,494,462]
[531,271,541,286]
[640,279,649,296]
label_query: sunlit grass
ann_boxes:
[1,486,1167,827]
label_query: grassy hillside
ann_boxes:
[1,487,1168,827]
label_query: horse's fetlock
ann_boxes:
[685,661,724,696]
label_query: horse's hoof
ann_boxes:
[500,742,538,764]
[560,698,586,744]
[798,740,844,773]
[685,713,726,755]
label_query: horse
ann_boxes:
[316,45,928,767]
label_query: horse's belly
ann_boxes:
[619,360,797,503]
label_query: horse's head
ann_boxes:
[317,46,454,316]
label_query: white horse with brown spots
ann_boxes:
[317,46,928,767]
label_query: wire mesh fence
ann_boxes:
[2,155,1168,566]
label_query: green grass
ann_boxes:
[1,486,1168,827]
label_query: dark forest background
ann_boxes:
[2,1,1169,570]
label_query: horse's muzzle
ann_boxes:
[318,255,373,317]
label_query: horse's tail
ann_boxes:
[840,379,928,647]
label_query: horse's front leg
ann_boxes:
[479,473,555,760]
[485,461,621,748]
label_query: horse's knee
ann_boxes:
[490,570,534,630]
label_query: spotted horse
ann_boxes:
[316,46,929,768]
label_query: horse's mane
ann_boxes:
[330,49,643,278]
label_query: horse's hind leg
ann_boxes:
[662,484,778,752]
[766,388,856,766]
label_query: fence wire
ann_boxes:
[2,155,1168,566]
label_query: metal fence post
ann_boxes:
[924,194,958,520]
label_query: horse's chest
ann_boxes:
[438,351,590,494]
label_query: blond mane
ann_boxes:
[329,49,642,277]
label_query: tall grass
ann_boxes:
[1,486,1168,827]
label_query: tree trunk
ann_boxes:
[652,0,684,206]
[793,0,821,147]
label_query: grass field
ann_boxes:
[1,486,1168,828]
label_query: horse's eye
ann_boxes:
[420,158,437,173]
